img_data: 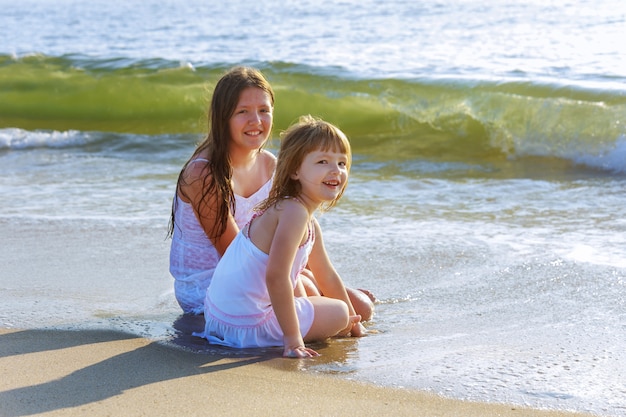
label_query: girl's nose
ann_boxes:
[248,111,262,124]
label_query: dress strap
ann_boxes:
[243,210,263,239]
[188,158,209,165]
[305,216,315,246]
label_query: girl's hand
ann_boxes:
[283,345,320,358]
[283,334,319,358]
[338,315,362,337]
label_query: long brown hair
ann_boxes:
[257,115,351,213]
[168,67,275,239]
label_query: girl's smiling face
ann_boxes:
[291,148,349,209]
[229,87,273,152]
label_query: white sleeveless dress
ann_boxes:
[169,158,273,314]
[195,212,315,348]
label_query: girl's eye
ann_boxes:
[317,160,327,164]
[339,161,347,167]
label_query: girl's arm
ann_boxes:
[180,162,238,256]
[265,202,319,357]
[306,219,366,337]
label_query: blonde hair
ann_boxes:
[259,115,351,212]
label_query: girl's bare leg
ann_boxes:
[301,270,375,321]
[304,296,349,342]
[347,287,375,322]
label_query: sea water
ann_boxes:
[1,1,625,415]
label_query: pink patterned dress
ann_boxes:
[169,158,273,314]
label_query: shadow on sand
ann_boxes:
[0,326,268,416]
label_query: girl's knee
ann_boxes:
[306,298,349,341]
[329,299,350,328]
[348,288,375,322]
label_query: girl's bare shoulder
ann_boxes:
[259,149,277,171]
[260,148,276,160]
[271,198,309,224]
[181,154,212,181]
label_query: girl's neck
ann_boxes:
[229,147,259,170]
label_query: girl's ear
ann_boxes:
[290,171,299,180]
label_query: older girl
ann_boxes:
[168,67,276,314]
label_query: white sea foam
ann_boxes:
[572,134,626,174]
[0,128,88,149]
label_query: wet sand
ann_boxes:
[0,328,596,417]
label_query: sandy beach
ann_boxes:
[1,327,598,417]
[0,218,604,417]
[0,218,596,417]
[0,221,597,417]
